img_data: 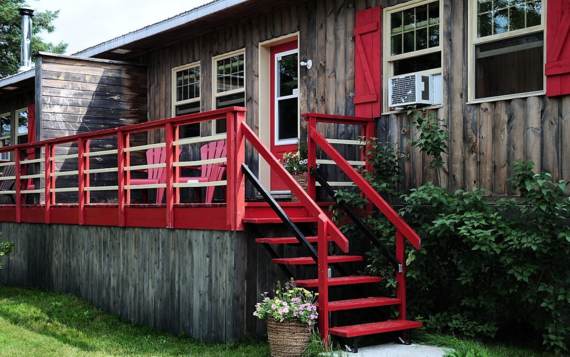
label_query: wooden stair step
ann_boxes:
[273,255,363,265]
[328,297,401,312]
[295,275,382,288]
[243,217,317,224]
[256,236,319,245]
[329,320,423,338]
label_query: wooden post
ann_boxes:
[44,144,52,224]
[84,140,90,205]
[15,149,21,223]
[225,109,246,230]
[317,215,329,342]
[117,131,126,226]
[395,230,406,320]
[173,125,181,204]
[165,122,174,228]
[307,116,317,199]
[77,138,85,225]
[364,120,375,175]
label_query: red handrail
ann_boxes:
[306,114,421,250]
[240,122,349,253]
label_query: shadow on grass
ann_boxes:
[0,287,268,356]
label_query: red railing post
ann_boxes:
[396,230,406,320]
[165,122,174,228]
[307,115,317,200]
[317,215,329,342]
[77,138,85,225]
[14,148,21,223]
[117,131,126,226]
[173,125,181,204]
[85,140,90,205]
[44,144,52,224]
[226,109,246,230]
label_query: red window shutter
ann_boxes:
[354,7,382,118]
[546,0,570,97]
[27,103,36,143]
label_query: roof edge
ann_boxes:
[75,0,249,58]
[0,70,34,90]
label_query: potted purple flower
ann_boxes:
[254,282,318,357]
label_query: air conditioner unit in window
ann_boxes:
[389,72,440,109]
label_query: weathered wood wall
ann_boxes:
[0,223,288,341]
[378,0,570,195]
[37,54,147,141]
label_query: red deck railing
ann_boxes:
[0,107,246,230]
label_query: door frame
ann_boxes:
[257,32,299,190]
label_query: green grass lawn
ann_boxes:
[0,287,268,357]
[0,286,552,357]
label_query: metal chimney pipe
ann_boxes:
[18,7,34,72]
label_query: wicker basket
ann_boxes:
[267,318,311,357]
[292,173,308,191]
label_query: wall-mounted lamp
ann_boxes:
[300,59,313,70]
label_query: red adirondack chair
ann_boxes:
[181,140,227,204]
[130,148,167,204]
[129,140,226,204]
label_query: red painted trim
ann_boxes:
[27,103,36,143]
[396,231,406,320]
[546,0,570,97]
[307,116,317,199]
[15,149,21,223]
[317,216,329,342]
[117,132,126,226]
[354,7,383,117]
[270,39,299,190]
[165,123,174,228]
[302,112,374,123]
[78,138,85,225]
[21,206,44,223]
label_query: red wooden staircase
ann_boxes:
[239,113,423,345]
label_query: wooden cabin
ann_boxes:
[0,0,568,345]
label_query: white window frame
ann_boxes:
[212,49,246,134]
[171,61,201,117]
[382,0,443,113]
[467,0,547,103]
[0,112,11,161]
[274,48,300,146]
[15,107,28,144]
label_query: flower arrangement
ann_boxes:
[282,142,308,175]
[253,282,318,325]
[282,151,308,175]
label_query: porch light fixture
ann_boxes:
[300,59,312,70]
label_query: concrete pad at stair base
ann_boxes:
[323,343,450,357]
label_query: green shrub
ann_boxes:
[336,150,570,353]
[0,239,14,269]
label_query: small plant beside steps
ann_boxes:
[282,143,308,190]
[254,282,318,357]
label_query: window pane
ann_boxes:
[404,31,415,53]
[510,4,526,31]
[478,12,493,37]
[393,52,441,76]
[391,12,402,34]
[475,32,544,98]
[175,66,200,102]
[416,5,428,29]
[216,54,244,94]
[527,0,542,27]
[277,98,298,141]
[278,52,298,97]
[403,8,415,32]
[429,25,440,47]
[0,113,11,145]
[392,34,403,55]
[478,0,492,13]
[417,27,428,50]
[494,9,509,34]
[175,102,200,116]
[494,0,510,10]
[428,1,440,25]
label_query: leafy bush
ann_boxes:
[0,239,14,269]
[359,161,570,354]
[335,137,570,354]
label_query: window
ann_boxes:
[469,0,545,100]
[0,112,11,160]
[172,62,201,137]
[212,50,246,133]
[274,49,299,144]
[384,0,442,110]
[15,108,28,144]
